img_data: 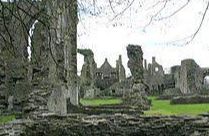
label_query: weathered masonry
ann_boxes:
[0,0,79,115]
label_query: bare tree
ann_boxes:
[78,0,209,46]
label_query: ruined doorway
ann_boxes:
[202,75,209,94]
[203,76,209,88]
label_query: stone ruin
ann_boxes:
[95,58,118,94]
[158,59,209,102]
[174,59,209,94]
[123,44,150,110]
[144,57,165,95]
[77,49,97,98]
[0,1,151,117]
[95,56,126,96]
[127,45,144,83]
[78,53,126,98]
[0,0,79,116]
[77,45,150,111]
[2,1,209,136]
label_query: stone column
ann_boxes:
[45,0,79,114]
[116,55,126,82]
[127,44,144,83]
[125,44,150,110]
[179,59,200,94]
[78,49,97,98]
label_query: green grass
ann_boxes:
[80,98,122,106]
[0,115,16,125]
[144,97,209,116]
[82,97,209,116]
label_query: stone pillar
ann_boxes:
[144,59,147,70]
[152,57,156,63]
[125,44,150,110]
[116,55,126,82]
[45,0,79,114]
[78,49,97,98]
[31,18,50,89]
[179,59,200,94]
[127,44,144,83]
[170,66,181,89]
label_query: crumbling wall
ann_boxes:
[95,58,118,93]
[179,59,201,94]
[0,1,79,115]
[125,44,150,110]
[78,49,97,98]
[29,22,49,90]
[170,65,181,89]
[127,45,144,83]
[40,0,79,114]
[0,2,38,111]
[116,55,126,82]
[3,114,209,136]
[144,57,165,95]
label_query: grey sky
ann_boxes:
[77,0,209,75]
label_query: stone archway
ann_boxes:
[200,68,209,93]
[202,69,209,84]
[203,76,209,86]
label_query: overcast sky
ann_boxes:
[77,0,209,75]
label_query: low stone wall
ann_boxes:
[158,88,182,100]
[0,119,32,136]
[82,105,144,115]
[1,114,209,136]
[171,95,209,104]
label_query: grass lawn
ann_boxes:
[80,97,122,106]
[0,115,16,125]
[144,97,209,116]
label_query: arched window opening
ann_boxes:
[27,20,38,61]
[203,76,209,89]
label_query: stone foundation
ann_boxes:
[1,114,209,136]
[171,95,209,104]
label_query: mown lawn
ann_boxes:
[0,115,16,125]
[144,97,209,116]
[80,97,122,106]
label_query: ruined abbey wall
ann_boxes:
[0,1,79,115]
[144,57,165,95]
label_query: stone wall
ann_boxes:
[34,0,79,114]
[170,65,181,89]
[0,1,39,111]
[78,49,97,98]
[159,59,209,98]
[144,57,165,95]
[116,55,126,82]
[127,44,144,83]
[179,59,203,94]
[0,1,79,115]
[125,45,150,110]
[95,58,118,91]
[2,114,209,136]
[171,95,209,104]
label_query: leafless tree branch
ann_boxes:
[111,0,135,21]
[157,0,190,21]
